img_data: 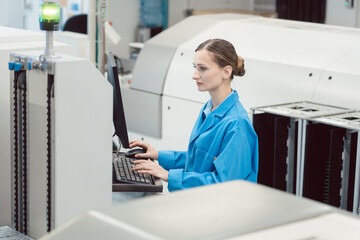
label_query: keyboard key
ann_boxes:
[113,156,154,185]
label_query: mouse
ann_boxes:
[125,148,146,158]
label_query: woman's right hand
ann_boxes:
[129,139,159,160]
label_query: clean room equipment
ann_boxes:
[122,13,360,153]
[4,2,113,238]
[0,27,71,228]
[252,101,360,214]
[9,50,112,239]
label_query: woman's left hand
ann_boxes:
[132,160,169,182]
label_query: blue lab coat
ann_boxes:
[158,90,259,192]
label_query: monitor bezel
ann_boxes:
[106,52,130,149]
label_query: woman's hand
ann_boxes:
[129,139,159,159]
[132,160,168,182]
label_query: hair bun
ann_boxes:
[235,56,245,77]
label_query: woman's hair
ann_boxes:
[195,39,245,79]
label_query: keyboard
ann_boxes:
[113,155,155,185]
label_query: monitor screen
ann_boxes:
[106,52,130,149]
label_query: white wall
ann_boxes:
[254,0,276,12]
[0,0,23,29]
[168,0,188,27]
[358,2,360,27]
[326,0,360,27]
[168,0,254,27]
[105,0,254,59]
[187,0,253,11]
[105,0,140,59]
[0,0,40,31]
[24,0,41,31]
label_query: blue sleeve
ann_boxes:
[167,126,258,192]
[158,150,187,170]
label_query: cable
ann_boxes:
[114,55,124,75]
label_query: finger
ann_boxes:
[130,140,147,148]
[132,165,143,171]
[133,163,145,169]
[133,166,152,173]
[132,166,142,171]
[132,162,155,171]
[134,153,149,159]
[137,169,153,175]
[133,160,148,164]
[129,139,140,145]
[129,142,140,149]
[129,139,142,147]
[132,163,150,170]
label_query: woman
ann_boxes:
[131,39,258,192]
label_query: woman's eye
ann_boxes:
[193,65,206,71]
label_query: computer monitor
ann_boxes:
[106,52,130,149]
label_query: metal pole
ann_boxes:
[286,119,296,193]
[353,132,360,214]
[340,130,352,210]
[45,31,55,59]
[296,119,307,197]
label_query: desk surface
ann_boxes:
[41,181,343,240]
[0,226,34,240]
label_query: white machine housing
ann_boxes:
[123,14,360,152]
[0,26,71,227]
[40,181,360,240]
[8,51,112,238]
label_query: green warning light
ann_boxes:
[39,3,60,31]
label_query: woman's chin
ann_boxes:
[197,86,206,92]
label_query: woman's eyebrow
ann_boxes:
[193,63,206,66]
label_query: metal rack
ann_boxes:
[252,101,360,214]
[312,111,360,214]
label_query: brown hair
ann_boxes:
[195,39,245,80]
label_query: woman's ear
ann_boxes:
[222,66,232,80]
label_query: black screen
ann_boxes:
[106,52,130,149]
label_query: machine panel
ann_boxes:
[8,51,113,238]
[312,45,360,109]
[0,27,72,227]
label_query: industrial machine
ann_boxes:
[8,51,112,239]
[122,14,360,153]
[252,101,360,213]
[1,2,113,238]
[0,27,71,229]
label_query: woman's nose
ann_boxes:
[192,71,199,80]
